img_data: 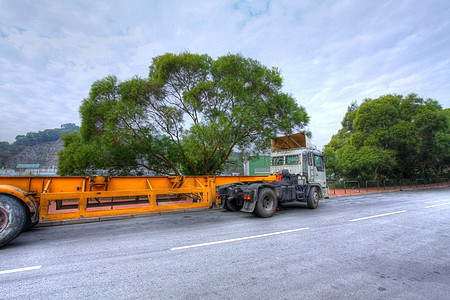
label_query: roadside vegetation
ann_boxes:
[324,94,449,181]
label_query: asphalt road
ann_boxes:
[1,188,449,299]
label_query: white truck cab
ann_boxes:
[217,132,329,218]
[270,133,329,198]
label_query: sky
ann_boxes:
[1,0,449,149]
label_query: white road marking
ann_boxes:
[171,227,310,251]
[349,210,407,222]
[425,202,450,208]
[0,265,42,275]
[424,200,447,204]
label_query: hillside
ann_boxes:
[0,123,78,171]
[5,139,64,169]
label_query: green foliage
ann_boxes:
[221,153,244,175]
[58,52,309,176]
[325,94,449,180]
[0,124,79,168]
[0,142,13,168]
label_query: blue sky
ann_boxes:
[1,0,449,149]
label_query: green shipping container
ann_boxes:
[248,156,270,175]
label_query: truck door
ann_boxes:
[308,152,315,181]
[302,152,308,176]
[313,154,326,187]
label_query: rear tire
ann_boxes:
[24,212,39,230]
[254,188,278,218]
[0,194,28,248]
[307,187,319,209]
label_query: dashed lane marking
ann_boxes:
[171,227,310,251]
[425,202,450,208]
[349,210,407,222]
[0,265,42,275]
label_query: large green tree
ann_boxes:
[58,53,309,176]
[324,94,449,180]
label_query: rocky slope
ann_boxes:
[6,139,64,169]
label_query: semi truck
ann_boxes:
[217,132,328,217]
[0,132,327,248]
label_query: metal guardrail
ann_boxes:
[382,179,396,190]
[343,181,360,194]
[365,180,379,192]
[328,180,337,195]
[399,179,412,189]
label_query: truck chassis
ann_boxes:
[217,169,321,217]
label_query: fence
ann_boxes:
[327,177,449,196]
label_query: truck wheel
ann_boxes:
[307,187,319,209]
[224,199,242,211]
[24,212,39,230]
[254,188,278,218]
[0,194,28,248]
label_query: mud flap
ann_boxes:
[216,199,225,208]
[215,192,224,208]
[241,200,256,213]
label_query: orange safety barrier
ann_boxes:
[0,175,276,221]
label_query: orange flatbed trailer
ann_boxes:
[0,174,276,247]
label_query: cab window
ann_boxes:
[285,155,299,165]
[314,155,324,171]
[271,157,284,166]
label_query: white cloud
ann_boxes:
[0,0,449,150]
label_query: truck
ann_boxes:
[0,132,327,248]
[216,132,328,217]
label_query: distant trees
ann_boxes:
[58,52,309,176]
[0,123,79,167]
[0,142,13,168]
[324,94,450,180]
[12,123,79,147]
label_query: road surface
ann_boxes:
[1,188,449,299]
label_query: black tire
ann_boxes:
[307,187,319,209]
[254,188,278,218]
[223,198,242,211]
[0,194,28,248]
[24,212,39,230]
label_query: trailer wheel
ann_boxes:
[307,187,319,209]
[0,194,28,248]
[254,188,278,218]
[24,212,39,230]
[224,199,242,211]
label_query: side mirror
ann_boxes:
[323,156,327,164]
